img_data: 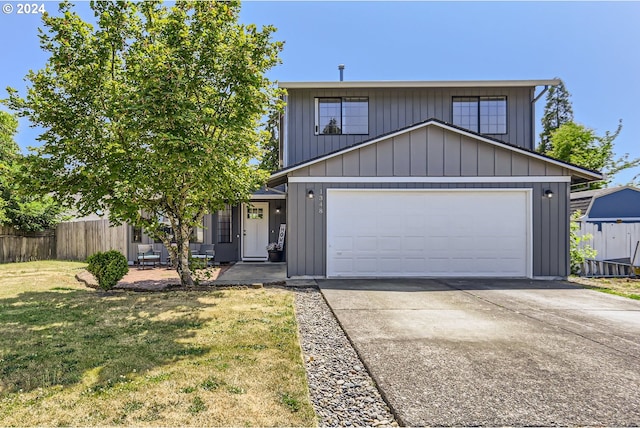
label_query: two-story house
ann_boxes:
[265,79,603,279]
[128,79,603,279]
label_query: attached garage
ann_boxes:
[268,119,604,279]
[326,189,531,278]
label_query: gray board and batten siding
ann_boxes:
[284,124,575,278]
[283,85,536,166]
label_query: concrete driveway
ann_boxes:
[318,278,640,426]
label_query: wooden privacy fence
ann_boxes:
[0,226,56,263]
[56,220,127,261]
[0,220,128,263]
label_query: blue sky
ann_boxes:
[1,1,639,184]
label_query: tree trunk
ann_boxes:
[174,224,194,287]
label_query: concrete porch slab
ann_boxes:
[213,262,286,285]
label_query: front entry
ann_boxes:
[242,202,269,260]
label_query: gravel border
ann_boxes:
[294,288,397,427]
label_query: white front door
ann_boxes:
[242,202,269,260]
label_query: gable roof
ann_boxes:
[268,118,603,187]
[278,79,560,89]
[570,185,640,200]
[570,186,640,217]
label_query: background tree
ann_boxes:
[4,0,283,285]
[0,111,19,223]
[0,111,63,230]
[259,109,281,173]
[547,120,640,189]
[322,118,341,135]
[538,78,574,153]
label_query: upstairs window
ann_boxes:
[452,96,507,134]
[315,97,368,135]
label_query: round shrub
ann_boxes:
[86,250,129,291]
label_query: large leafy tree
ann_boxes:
[547,120,640,188]
[0,111,19,223]
[4,1,283,285]
[0,111,63,230]
[538,78,574,153]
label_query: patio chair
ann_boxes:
[192,244,215,266]
[137,244,161,269]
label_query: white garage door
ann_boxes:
[326,189,531,278]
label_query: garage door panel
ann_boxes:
[327,189,530,278]
[379,237,402,250]
[355,237,378,251]
[333,236,354,251]
[354,258,378,273]
[404,237,425,251]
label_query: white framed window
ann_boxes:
[452,96,507,134]
[247,207,264,219]
[315,97,369,135]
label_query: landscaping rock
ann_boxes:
[76,269,99,289]
[294,289,397,427]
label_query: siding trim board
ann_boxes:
[249,194,286,200]
[289,176,571,183]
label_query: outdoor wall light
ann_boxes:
[307,190,314,199]
[544,189,554,199]
[275,207,281,214]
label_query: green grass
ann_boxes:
[0,261,316,426]
[583,285,640,300]
[570,276,640,300]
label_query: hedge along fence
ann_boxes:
[0,226,56,263]
[0,220,128,263]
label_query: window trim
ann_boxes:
[452,96,508,135]
[314,97,369,136]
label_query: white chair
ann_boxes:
[137,244,161,269]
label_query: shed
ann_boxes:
[570,186,640,222]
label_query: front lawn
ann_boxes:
[569,275,640,300]
[0,261,315,426]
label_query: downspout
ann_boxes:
[533,85,549,104]
[530,85,549,150]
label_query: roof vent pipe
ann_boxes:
[338,64,345,81]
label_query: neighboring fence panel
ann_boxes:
[0,226,56,263]
[55,220,128,261]
[578,222,640,264]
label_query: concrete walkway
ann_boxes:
[214,262,318,287]
[319,278,640,426]
[214,262,287,285]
